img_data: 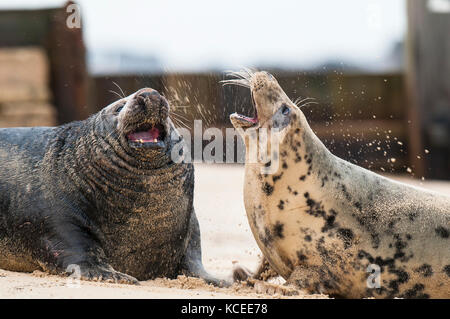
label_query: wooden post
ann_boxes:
[46,1,89,123]
[406,0,450,179]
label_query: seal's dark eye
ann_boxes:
[281,104,290,115]
[115,104,125,113]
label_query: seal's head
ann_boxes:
[224,70,306,150]
[95,88,180,166]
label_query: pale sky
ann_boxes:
[1,0,407,71]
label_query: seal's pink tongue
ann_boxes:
[127,127,160,142]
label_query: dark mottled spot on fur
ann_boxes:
[395,239,407,251]
[401,284,429,299]
[415,264,433,277]
[355,209,379,232]
[443,265,450,277]
[299,175,306,181]
[273,221,284,238]
[354,202,362,212]
[264,161,271,167]
[374,256,395,272]
[370,233,380,249]
[337,228,354,249]
[293,191,298,196]
[304,196,329,221]
[295,128,300,134]
[388,269,409,295]
[358,250,375,263]
[408,212,417,221]
[392,235,410,261]
[277,200,284,210]
[260,227,273,246]
[321,176,328,187]
[295,153,302,163]
[282,162,288,169]
[304,235,312,242]
[306,158,312,164]
[280,151,288,158]
[435,226,449,238]
[262,183,273,196]
[339,183,352,202]
[321,214,336,232]
[406,234,412,240]
[297,251,308,262]
[272,173,283,183]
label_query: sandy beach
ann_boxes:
[0,164,449,299]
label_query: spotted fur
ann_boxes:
[229,70,450,298]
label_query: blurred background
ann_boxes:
[0,0,449,179]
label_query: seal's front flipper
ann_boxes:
[42,237,139,285]
[69,262,138,284]
[232,262,253,282]
[180,210,230,287]
[232,257,279,282]
[38,204,138,285]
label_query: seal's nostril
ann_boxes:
[133,88,169,121]
[136,89,160,100]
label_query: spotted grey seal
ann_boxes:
[225,70,450,298]
[0,88,221,285]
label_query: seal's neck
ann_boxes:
[249,111,336,178]
[300,113,336,170]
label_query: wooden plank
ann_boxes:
[0,101,57,128]
[0,115,56,128]
[0,8,53,47]
[0,4,89,124]
[0,101,56,117]
[0,47,50,102]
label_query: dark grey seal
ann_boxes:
[0,88,221,285]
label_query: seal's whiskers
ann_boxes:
[112,81,126,98]
[109,90,124,100]
[294,97,318,109]
[220,78,251,88]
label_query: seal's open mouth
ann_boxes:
[222,69,260,129]
[230,93,259,129]
[126,123,166,148]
